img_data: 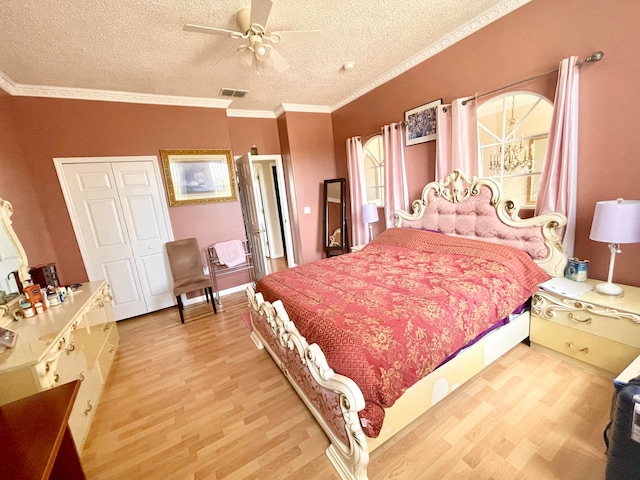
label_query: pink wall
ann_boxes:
[2,0,638,289]
[5,97,249,289]
[228,116,281,156]
[0,96,57,267]
[278,112,336,263]
[332,0,640,287]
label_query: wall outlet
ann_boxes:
[303,206,311,214]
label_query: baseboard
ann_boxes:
[182,283,252,306]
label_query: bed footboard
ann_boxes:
[247,286,370,480]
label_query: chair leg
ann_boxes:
[209,287,217,314]
[204,287,210,303]
[176,295,185,324]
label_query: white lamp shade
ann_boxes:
[590,199,640,244]
[362,203,379,224]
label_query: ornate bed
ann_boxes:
[246,170,567,480]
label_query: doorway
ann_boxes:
[235,153,296,280]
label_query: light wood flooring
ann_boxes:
[81,293,611,479]
[267,255,289,274]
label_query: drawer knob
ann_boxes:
[102,323,110,331]
[84,400,93,415]
[57,337,66,350]
[567,341,589,353]
[65,341,75,355]
[78,371,85,382]
[568,312,591,324]
[53,373,59,383]
[108,344,115,353]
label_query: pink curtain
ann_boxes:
[382,123,409,228]
[535,56,580,257]
[346,136,368,247]
[435,98,479,180]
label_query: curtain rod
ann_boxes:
[461,50,604,105]
[359,121,407,141]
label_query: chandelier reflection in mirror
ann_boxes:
[489,96,535,174]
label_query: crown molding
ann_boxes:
[227,109,276,118]
[1,76,232,109]
[276,103,332,115]
[330,0,531,112]
[0,70,17,95]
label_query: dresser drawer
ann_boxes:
[532,291,640,349]
[97,321,119,381]
[546,308,640,348]
[531,316,640,374]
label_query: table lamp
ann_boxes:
[362,204,379,243]
[589,198,640,296]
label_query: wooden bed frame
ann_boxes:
[246,170,567,480]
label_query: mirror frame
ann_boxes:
[323,178,348,257]
[0,198,31,317]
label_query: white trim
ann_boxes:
[183,282,252,306]
[277,103,332,114]
[227,109,276,118]
[329,0,531,112]
[0,70,17,95]
[8,82,232,109]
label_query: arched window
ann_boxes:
[477,92,553,207]
[363,135,384,207]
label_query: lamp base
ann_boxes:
[594,281,624,296]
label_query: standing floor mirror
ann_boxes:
[323,178,348,257]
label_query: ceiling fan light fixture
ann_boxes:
[255,44,270,61]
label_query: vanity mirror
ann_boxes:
[0,198,31,315]
[323,178,348,257]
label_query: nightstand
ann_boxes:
[351,244,367,252]
[530,279,640,378]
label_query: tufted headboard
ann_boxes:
[394,170,567,277]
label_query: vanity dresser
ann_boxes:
[0,281,118,450]
[0,197,119,452]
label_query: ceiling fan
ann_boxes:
[184,0,321,73]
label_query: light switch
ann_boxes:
[304,206,311,214]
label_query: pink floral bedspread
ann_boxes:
[256,228,549,437]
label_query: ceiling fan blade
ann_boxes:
[269,30,322,44]
[183,24,245,39]
[267,46,290,73]
[250,0,273,30]
[239,48,255,68]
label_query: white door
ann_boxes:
[245,154,296,269]
[236,154,268,280]
[56,158,174,320]
[112,162,174,312]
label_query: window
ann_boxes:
[477,92,553,207]
[363,135,384,207]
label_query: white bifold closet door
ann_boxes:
[56,158,175,321]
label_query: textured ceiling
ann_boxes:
[0,0,529,114]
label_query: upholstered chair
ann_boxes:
[165,238,216,323]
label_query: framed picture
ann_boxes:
[404,98,442,146]
[160,149,237,206]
